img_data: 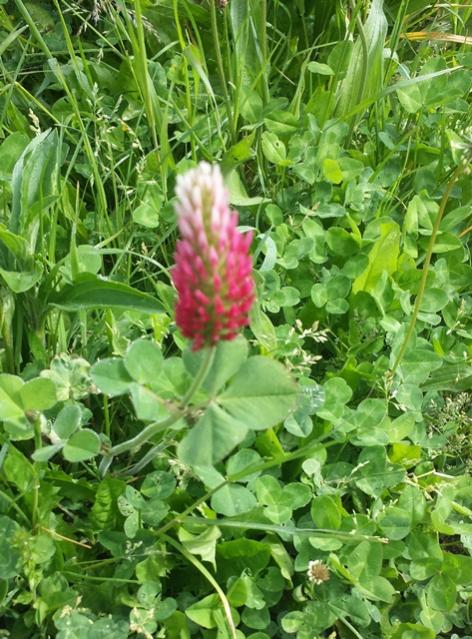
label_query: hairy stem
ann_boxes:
[100,346,216,474]
[162,533,237,639]
[392,163,466,374]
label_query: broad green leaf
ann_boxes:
[135,556,165,584]
[141,471,176,500]
[0,132,30,178]
[283,600,337,635]
[164,612,190,639]
[316,377,352,422]
[230,0,266,110]
[186,594,219,629]
[217,539,271,582]
[261,132,287,165]
[327,595,370,626]
[322,158,343,184]
[419,288,449,312]
[124,339,164,385]
[3,446,35,493]
[396,84,424,113]
[19,378,57,411]
[390,442,422,466]
[55,611,95,639]
[50,274,163,314]
[326,227,360,255]
[311,283,328,307]
[379,506,411,540]
[211,484,257,517]
[397,488,426,530]
[32,444,63,462]
[129,606,157,634]
[178,525,221,567]
[0,516,21,579]
[11,128,59,236]
[358,575,395,603]
[335,0,387,123]
[255,476,292,524]
[390,623,435,639]
[242,606,270,629]
[218,357,297,430]
[226,448,262,482]
[154,597,177,622]
[353,221,400,294]
[0,224,29,259]
[178,403,248,467]
[91,478,126,530]
[0,386,25,423]
[90,358,133,396]
[227,577,250,608]
[281,611,305,633]
[30,533,55,564]
[63,429,101,462]
[225,168,268,206]
[355,447,405,497]
[397,346,442,385]
[140,499,169,527]
[408,532,443,562]
[264,111,299,136]
[426,573,456,611]
[222,132,256,171]
[307,61,334,75]
[282,483,311,509]
[0,264,43,293]
[88,617,129,639]
[132,193,160,228]
[61,245,102,278]
[40,354,91,401]
[311,494,343,529]
[347,540,382,579]
[130,383,170,421]
[431,231,463,253]
[249,305,278,352]
[53,405,82,440]
[348,398,388,441]
[183,337,249,397]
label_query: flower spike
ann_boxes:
[172,162,254,350]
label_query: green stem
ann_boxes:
[102,347,216,469]
[156,438,330,537]
[173,0,194,157]
[209,0,236,143]
[0,289,15,373]
[181,346,216,406]
[134,0,162,172]
[186,516,388,543]
[123,441,169,476]
[62,571,139,585]
[259,0,270,106]
[103,395,110,440]
[0,487,30,526]
[31,417,44,529]
[392,163,465,374]
[338,615,365,639]
[162,533,237,639]
[107,414,178,459]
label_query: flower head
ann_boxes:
[307,560,330,585]
[172,162,254,350]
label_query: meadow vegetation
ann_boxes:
[0,0,472,637]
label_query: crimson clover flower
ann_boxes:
[172,162,254,350]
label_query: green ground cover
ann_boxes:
[0,0,472,637]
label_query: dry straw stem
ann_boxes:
[403,31,472,44]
